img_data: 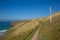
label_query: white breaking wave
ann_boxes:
[0,30,7,36]
[0,30,7,33]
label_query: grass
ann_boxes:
[3,12,60,40]
[3,19,39,40]
[37,12,60,40]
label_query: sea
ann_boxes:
[0,21,11,30]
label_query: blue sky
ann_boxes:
[0,0,60,21]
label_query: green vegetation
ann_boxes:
[2,12,60,40]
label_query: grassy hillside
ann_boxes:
[3,19,40,40]
[3,12,60,40]
[37,12,60,40]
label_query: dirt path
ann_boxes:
[31,28,40,40]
